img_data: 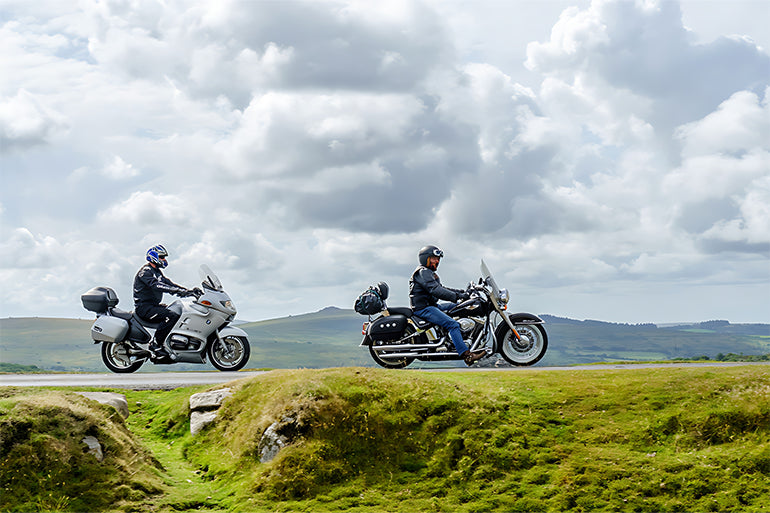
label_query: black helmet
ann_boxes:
[376,281,389,301]
[418,245,444,267]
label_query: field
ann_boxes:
[1,365,769,512]
[1,311,768,372]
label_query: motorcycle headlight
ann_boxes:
[221,300,234,311]
[499,288,509,305]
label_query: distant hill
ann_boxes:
[1,311,768,372]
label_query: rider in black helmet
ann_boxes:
[133,245,198,359]
[409,245,486,365]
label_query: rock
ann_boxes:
[76,392,129,419]
[82,436,103,462]
[189,388,232,411]
[258,417,295,463]
[190,410,219,435]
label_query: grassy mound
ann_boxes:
[0,389,164,512]
[180,367,770,512]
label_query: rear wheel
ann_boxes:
[368,324,420,369]
[101,342,145,373]
[496,321,548,366]
[208,335,250,371]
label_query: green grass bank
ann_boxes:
[2,365,769,512]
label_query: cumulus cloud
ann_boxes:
[0,0,768,323]
[0,89,67,150]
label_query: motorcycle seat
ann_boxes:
[109,308,134,321]
[386,307,433,329]
[134,314,162,329]
[412,316,432,329]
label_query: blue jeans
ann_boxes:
[414,304,468,356]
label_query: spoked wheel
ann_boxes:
[208,335,250,371]
[368,324,420,369]
[101,342,145,373]
[496,321,548,366]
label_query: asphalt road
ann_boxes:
[0,370,269,389]
[1,362,767,389]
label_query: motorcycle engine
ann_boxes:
[169,334,190,350]
[458,318,475,334]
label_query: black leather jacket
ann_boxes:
[133,264,188,310]
[409,266,464,311]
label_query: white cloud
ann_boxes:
[101,191,189,227]
[0,89,67,150]
[0,0,768,324]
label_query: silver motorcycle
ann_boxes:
[82,264,251,373]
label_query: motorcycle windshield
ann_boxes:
[199,264,223,291]
[480,259,502,300]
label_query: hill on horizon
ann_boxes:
[1,309,768,372]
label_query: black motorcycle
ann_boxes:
[357,260,548,369]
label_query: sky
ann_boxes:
[1,0,768,324]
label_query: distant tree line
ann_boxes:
[673,353,770,362]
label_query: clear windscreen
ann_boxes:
[480,259,501,299]
[199,264,223,291]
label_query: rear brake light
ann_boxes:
[362,322,369,335]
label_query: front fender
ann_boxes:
[493,312,545,353]
[506,312,545,324]
[218,326,249,339]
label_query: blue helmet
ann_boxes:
[146,245,169,268]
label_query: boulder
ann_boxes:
[189,387,232,435]
[190,410,219,435]
[82,436,103,462]
[76,392,129,419]
[189,388,232,411]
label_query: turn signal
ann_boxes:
[200,300,213,306]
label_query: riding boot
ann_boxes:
[148,339,169,359]
[462,349,486,365]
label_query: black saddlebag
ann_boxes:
[81,286,119,313]
[368,315,408,341]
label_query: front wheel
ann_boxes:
[496,321,548,366]
[101,342,145,373]
[208,335,250,371]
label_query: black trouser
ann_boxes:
[136,304,180,347]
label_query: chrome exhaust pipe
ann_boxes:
[371,340,445,351]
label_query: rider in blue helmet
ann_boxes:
[133,245,198,359]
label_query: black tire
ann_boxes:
[496,321,548,366]
[101,342,145,373]
[208,335,250,371]
[368,324,419,369]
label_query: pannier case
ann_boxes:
[81,287,119,313]
[91,315,129,343]
[367,315,408,341]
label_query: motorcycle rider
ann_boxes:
[409,245,486,365]
[133,245,199,358]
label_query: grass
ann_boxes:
[0,388,164,512]
[180,366,770,512]
[1,366,769,512]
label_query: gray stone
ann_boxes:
[258,417,295,463]
[189,388,232,411]
[190,410,219,435]
[82,436,103,462]
[76,392,129,419]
